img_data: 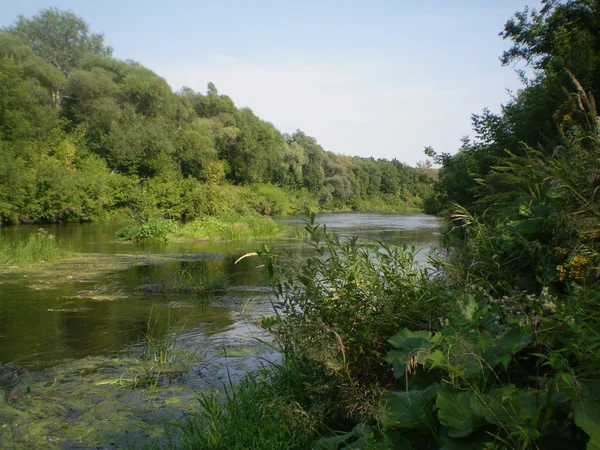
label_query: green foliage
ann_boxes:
[167,361,320,450]
[0,9,432,225]
[0,228,61,264]
[5,7,112,76]
[116,218,178,242]
[116,215,285,243]
[259,214,445,420]
[178,215,285,241]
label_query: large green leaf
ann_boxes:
[574,399,600,450]
[436,390,488,438]
[312,425,363,450]
[439,433,494,450]
[386,328,433,378]
[380,384,439,429]
[517,217,546,238]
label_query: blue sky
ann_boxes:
[1,0,542,166]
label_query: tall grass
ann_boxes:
[177,215,285,241]
[116,215,285,243]
[139,265,229,293]
[166,361,323,449]
[0,229,61,264]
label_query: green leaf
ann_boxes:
[386,328,433,377]
[388,329,433,348]
[436,391,487,438]
[517,218,546,238]
[440,432,495,450]
[313,427,361,450]
[574,399,600,450]
[380,384,439,429]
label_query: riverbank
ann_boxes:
[162,210,600,449]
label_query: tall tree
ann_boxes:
[5,7,112,76]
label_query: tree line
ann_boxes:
[0,8,433,224]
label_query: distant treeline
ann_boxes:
[0,8,433,224]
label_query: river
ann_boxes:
[0,212,443,448]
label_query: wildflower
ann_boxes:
[557,255,592,280]
[554,247,569,259]
[556,265,567,281]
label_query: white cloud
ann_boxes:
[156,55,520,166]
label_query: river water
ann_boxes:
[0,212,443,448]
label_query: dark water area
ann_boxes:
[0,212,443,371]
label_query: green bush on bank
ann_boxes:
[115,218,178,242]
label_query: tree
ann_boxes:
[5,7,112,76]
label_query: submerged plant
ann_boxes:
[139,264,229,294]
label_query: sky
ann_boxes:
[1,0,543,166]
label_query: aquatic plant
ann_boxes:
[139,264,229,294]
[0,229,61,265]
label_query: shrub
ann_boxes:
[259,214,445,420]
[115,218,178,242]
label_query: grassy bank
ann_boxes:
[116,215,286,243]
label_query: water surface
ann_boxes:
[0,212,442,370]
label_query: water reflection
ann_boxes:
[0,212,443,370]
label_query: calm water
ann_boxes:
[0,212,443,371]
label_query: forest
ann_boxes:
[0,8,433,225]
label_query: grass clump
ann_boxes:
[177,215,285,241]
[105,307,199,390]
[167,361,325,450]
[139,265,229,293]
[116,215,285,243]
[0,229,62,264]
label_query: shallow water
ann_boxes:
[0,212,442,370]
[0,212,443,448]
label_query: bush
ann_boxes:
[259,214,445,420]
[115,218,178,242]
[249,183,294,216]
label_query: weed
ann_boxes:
[166,360,324,449]
[0,229,61,264]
